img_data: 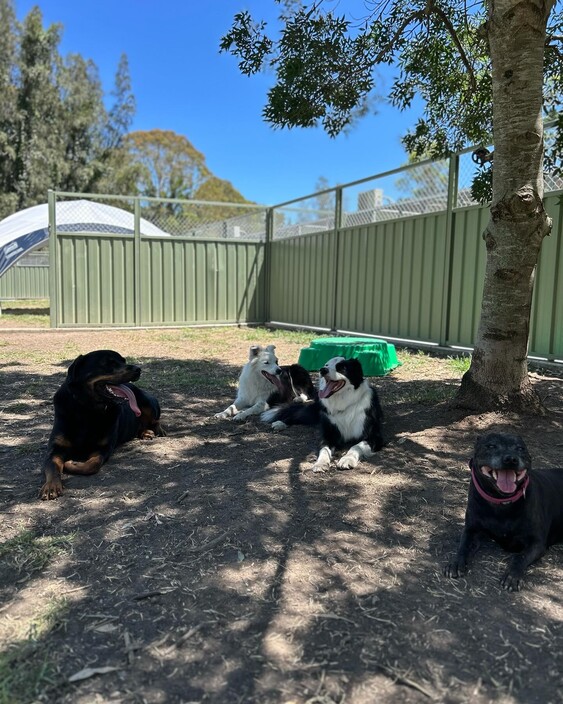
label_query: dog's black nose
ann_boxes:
[275,367,282,375]
[320,367,328,376]
[502,454,519,467]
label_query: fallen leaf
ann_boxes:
[93,623,119,633]
[68,666,119,683]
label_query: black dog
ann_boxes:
[263,363,317,407]
[40,350,165,500]
[445,432,563,591]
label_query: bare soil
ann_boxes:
[1,322,563,704]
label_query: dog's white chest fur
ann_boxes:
[323,382,371,441]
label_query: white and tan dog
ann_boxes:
[214,344,282,422]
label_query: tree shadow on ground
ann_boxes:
[2,357,563,703]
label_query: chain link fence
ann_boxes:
[50,194,268,242]
[271,192,335,240]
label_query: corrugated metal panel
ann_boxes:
[447,205,488,347]
[529,193,563,358]
[57,233,136,326]
[0,265,49,299]
[139,238,265,325]
[55,232,265,326]
[269,231,336,329]
[334,213,447,341]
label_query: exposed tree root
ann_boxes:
[454,372,547,415]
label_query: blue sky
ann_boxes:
[16,1,422,206]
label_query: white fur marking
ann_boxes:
[313,446,332,473]
[215,345,280,420]
[337,441,373,469]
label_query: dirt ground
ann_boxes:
[1,315,563,704]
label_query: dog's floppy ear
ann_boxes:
[265,344,276,352]
[344,358,365,387]
[66,355,84,383]
[249,345,262,359]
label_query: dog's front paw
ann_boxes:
[140,429,156,440]
[233,413,249,422]
[39,477,63,500]
[336,454,358,470]
[271,420,287,432]
[312,462,330,474]
[444,561,466,579]
[214,411,230,419]
[501,571,524,592]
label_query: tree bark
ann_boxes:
[456,0,555,413]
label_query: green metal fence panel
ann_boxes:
[529,192,563,359]
[139,237,265,325]
[0,265,49,299]
[335,213,448,341]
[56,233,136,326]
[55,233,265,327]
[269,231,336,329]
[447,205,489,347]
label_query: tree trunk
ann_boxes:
[456,0,554,413]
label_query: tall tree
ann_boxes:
[15,6,63,210]
[0,0,18,217]
[221,0,563,412]
[58,54,106,193]
[105,53,136,151]
[123,129,210,205]
[0,1,136,217]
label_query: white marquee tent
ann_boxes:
[0,199,169,277]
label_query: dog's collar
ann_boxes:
[469,460,529,505]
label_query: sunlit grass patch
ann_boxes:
[0,598,69,704]
[0,299,50,328]
[0,531,75,575]
[447,355,471,374]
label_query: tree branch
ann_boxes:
[432,4,478,91]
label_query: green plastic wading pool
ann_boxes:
[297,337,401,377]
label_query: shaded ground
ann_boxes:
[1,319,563,704]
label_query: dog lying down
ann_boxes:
[262,356,385,471]
[214,344,315,422]
[445,432,563,591]
[40,350,164,500]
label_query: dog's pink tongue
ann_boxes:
[319,380,338,399]
[496,469,517,494]
[108,384,141,417]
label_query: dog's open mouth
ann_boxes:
[261,370,284,390]
[319,379,346,399]
[480,465,527,494]
[106,384,142,417]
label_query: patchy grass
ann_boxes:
[0,299,50,328]
[0,599,68,704]
[447,355,471,374]
[0,531,75,575]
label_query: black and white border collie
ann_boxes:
[262,356,384,471]
[265,363,317,407]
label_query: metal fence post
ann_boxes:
[133,198,141,326]
[263,207,273,324]
[439,153,459,347]
[330,186,343,332]
[47,189,58,328]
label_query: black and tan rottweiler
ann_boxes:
[445,432,563,591]
[40,350,165,500]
